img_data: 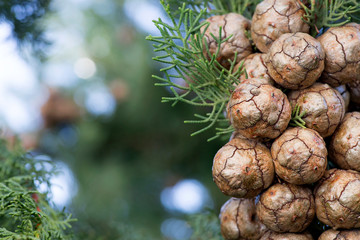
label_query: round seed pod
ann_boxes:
[334,85,351,111]
[318,23,360,87]
[314,169,360,229]
[201,13,252,69]
[256,183,315,233]
[227,78,291,139]
[288,83,345,137]
[212,138,274,198]
[266,32,325,89]
[329,112,360,171]
[271,127,327,185]
[234,53,274,85]
[319,229,360,240]
[347,80,360,104]
[220,198,267,240]
[260,231,313,240]
[251,0,310,53]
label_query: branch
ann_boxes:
[147,0,245,139]
[298,0,360,36]
[0,139,75,239]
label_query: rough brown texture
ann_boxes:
[260,231,313,240]
[329,112,360,171]
[318,23,360,87]
[334,85,351,111]
[234,53,274,85]
[251,0,309,53]
[201,13,252,68]
[319,229,360,240]
[314,169,360,229]
[212,138,274,198]
[227,78,291,139]
[256,183,315,233]
[288,83,345,137]
[347,80,360,104]
[271,127,327,185]
[266,32,325,89]
[220,198,267,240]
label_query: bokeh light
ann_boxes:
[0,23,44,133]
[83,83,116,116]
[74,57,97,79]
[35,156,78,208]
[124,0,167,34]
[161,218,192,240]
[160,179,213,214]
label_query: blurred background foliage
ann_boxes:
[0,0,228,239]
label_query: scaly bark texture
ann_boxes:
[330,112,360,171]
[318,23,360,87]
[227,78,291,139]
[251,0,309,53]
[212,138,274,198]
[271,127,327,185]
[288,83,345,137]
[220,198,267,240]
[314,169,360,229]
[201,13,252,69]
[266,32,325,89]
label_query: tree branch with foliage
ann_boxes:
[0,139,75,239]
[0,0,51,57]
[297,0,360,35]
[146,0,248,141]
[147,0,360,141]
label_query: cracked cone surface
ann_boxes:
[212,138,274,198]
[266,32,325,89]
[271,127,327,185]
[201,13,252,68]
[227,78,291,140]
[256,183,315,233]
[315,169,360,229]
[288,83,345,137]
[330,112,360,171]
[318,23,360,87]
[234,53,274,85]
[220,198,267,240]
[251,0,309,53]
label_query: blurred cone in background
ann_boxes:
[41,88,82,128]
[109,79,129,102]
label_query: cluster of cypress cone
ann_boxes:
[203,0,360,239]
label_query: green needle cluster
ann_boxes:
[146,0,246,141]
[290,104,307,128]
[0,140,75,239]
[148,0,360,141]
[298,0,360,36]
